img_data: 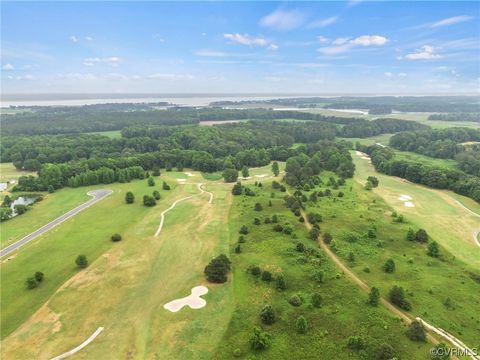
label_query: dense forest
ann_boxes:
[339,118,428,138]
[1,106,430,136]
[428,113,480,122]
[389,127,480,177]
[357,144,480,202]
[211,96,480,113]
[9,121,338,192]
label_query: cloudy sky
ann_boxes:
[1,1,479,94]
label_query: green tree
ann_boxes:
[406,320,426,341]
[48,185,55,193]
[250,265,261,277]
[76,255,88,269]
[347,336,365,350]
[147,177,155,186]
[153,190,161,200]
[232,182,243,195]
[261,270,272,282]
[14,204,27,215]
[368,287,380,306]
[254,203,263,211]
[260,305,276,325]
[272,161,280,176]
[383,259,396,273]
[309,227,320,241]
[162,181,171,190]
[234,244,241,254]
[143,195,157,207]
[406,228,415,241]
[275,274,286,291]
[204,254,231,283]
[34,271,44,282]
[25,277,38,289]
[111,233,122,242]
[311,293,323,308]
[222,168,238,183]
[152,167,161,176]
[427,241,440,257]
[239,225,249,234]
[375,343,396,360]
[415,229,428,243]
[249,327,271,351]
[323,232,332,244]
[296,315,308,334]
[125,191,135,204]
[365,181,373,190]
[367,176,379,187]
[241,166,249,178]
[389,285,411,310]
[2,195,12,207]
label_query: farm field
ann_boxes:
[352,151,480,268]
[214,179,433,359]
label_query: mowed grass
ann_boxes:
[0,176,179,339]
[1,189,90,248]
[214,182,432,359]
[352,152,480,268]
[304,174,480,348]
[2,176,235,359]
[0,162,36,183]
[201,161,286,182]
[86,130,122,138]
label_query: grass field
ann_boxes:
[303,173,479,348]
[0,162,36,183]
[86,130,122,138]
[1,172,236,359]
[352,152,480,268]
[214,181,432,359]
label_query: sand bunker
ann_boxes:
[398,194,413,201]
[177,179,187,182]
[355,151,363,155]
[360,156,370,160]
[404,202,415,207]
[184,172,194,177]
[164,286,208,313]
[239,176,252,180]
[255,174,267,178]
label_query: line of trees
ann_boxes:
[357,144,480,203]
[339,118,429,138]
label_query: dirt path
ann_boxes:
[154,183,212,237]
[50,327,104,360]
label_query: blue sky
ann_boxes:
[1,1,479,94]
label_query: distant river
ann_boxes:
[0,94,315,108]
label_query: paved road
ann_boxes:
[0,189,112,258]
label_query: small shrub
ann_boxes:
[311,293,322,308]
[261,270,272,282]
[250,327,271,351]
[260,305,276,325]
[288,294,303,307]
[239,225,249,235]
[275,274,286,291]
[75,255,88,269]
[250,265,261,277]
[406,320,426,342]
[296,315,308,334]
[347,336,365,350]
[111,233,122,242]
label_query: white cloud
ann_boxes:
[57,73,98,81]
[384,72,393,77]
[332,37,351,45]
[430,15,474,28]
[318,35,388,55]
[351,35,388,46]
[152,34,165,42]
[148,73,194,80]
[70,35,79,43]
[259,9,305,31]
[16,74,34,80]
[224,33,278,49]
[85,36,93,41]
[2,63,14,71]
[83,57,121,67]
[194,50,226,57]
[398,72,407,77]
[309,16,338,28]
[402,45,442,60]
[318,36,329,44]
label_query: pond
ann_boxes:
[0,183,7,192]
[9,196,39,217]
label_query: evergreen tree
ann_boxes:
[125,191,135,204]
[272,161,280,176]
[296,316,308,334]
[427,241,440,257]
[368,287,380,306]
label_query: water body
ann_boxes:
[1,93,313,108]
[9,196,38,217]
[0,183,7,192]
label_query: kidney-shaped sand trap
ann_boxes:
[404,201,415,207]
[163,286,208,313]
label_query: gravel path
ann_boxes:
[0,189,112,258]
[154,183,212,237]
[50,327,104,360]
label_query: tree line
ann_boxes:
[357,144,480,203]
